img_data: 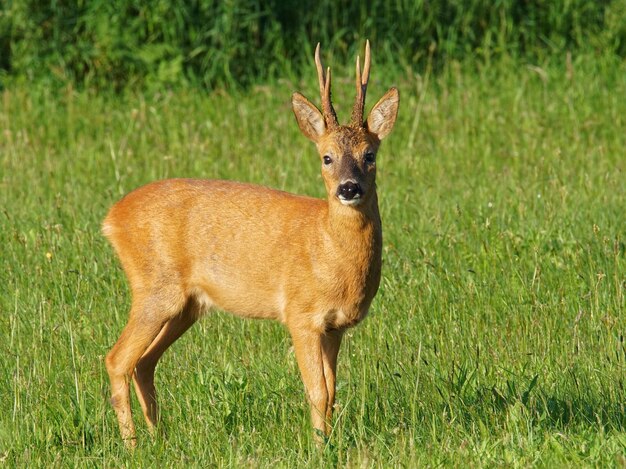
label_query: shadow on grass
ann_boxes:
[436,369,626,432]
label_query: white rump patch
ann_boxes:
[101,221,115,237]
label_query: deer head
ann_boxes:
[292,41,399,208]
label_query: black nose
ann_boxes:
[337,181,363,200]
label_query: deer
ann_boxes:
[102,41,399,446]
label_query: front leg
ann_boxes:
[321,329,343,433]
[289,326,328,438]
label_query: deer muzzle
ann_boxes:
[336,181,363,205]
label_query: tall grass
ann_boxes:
[0,51,624,466]
[2,0,624,89]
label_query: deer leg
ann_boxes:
[132,300,198,433]
[290,326,328,439]
[105,313,163,445]
[105,290,185,447]
[321,329,343,434]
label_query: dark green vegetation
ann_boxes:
[1,1,625,466]
[2,0,625,89]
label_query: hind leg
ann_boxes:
[132,299,199,433]
[105,291,185,446]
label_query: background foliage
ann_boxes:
[1,0,625,89]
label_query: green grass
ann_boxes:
[1,53,625,466]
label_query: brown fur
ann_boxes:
[103,43,399,446]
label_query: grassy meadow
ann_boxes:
[1,53,625,466]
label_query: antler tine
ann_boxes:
[362,39,371,87]
[314,43,338,130]
[355,55,362,99]
[314,43,326,100]
[325,66,332,110]
[351,40,371,127]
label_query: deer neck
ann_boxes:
[325,190,382,253]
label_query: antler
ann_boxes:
[315,43,339,131]
[350,40,371,128]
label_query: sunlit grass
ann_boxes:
[0,54,624,466]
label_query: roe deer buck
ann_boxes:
[103,41,399,446]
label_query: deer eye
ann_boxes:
[364,152,376,164]
[323,155,333,165]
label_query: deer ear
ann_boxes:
[292,92,326,142]
[366,87,399,140]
